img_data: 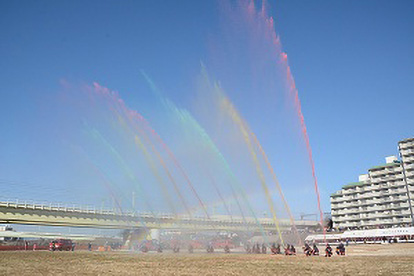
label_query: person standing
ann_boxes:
[312,244,319,255]
[325,244,333,257]
[261,244,267,254]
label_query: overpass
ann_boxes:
[0,199,319,232]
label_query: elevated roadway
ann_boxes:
[0,199,319,232]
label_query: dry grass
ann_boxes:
[1,244,414,275]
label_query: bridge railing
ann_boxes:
[0,197,320,227]
[0,197,248,224]
[0,197,195,221]
[0,197,117,215]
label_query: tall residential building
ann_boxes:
[331,137,414,230]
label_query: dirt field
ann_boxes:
[1,244,413,276]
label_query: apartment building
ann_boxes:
[331,137,414,230]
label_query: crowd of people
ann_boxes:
[324,242,346,257]
[303,243,319,256]
[245,243,297,255]
[304,242,346,257]
[43,236,347,257]
[242,241,346,258]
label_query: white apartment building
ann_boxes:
[331,137,414,230]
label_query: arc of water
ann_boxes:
[280,53,325,237]
[119,107,193,220]
[206,172,233,221]
[108,107,179,218]
[186,158,235,220]
[88,83,185,220]
[220,95,284,245]
[130,122,192,230]
[133,118,219,235]
[72,145,122,213]
[137,73,263,235]
[213,144,266,241]
[73,145,150,234]
[182,110,268,240]
[100,94,186,223]
[89,163,152,242]
[91,83,205,232]
[250,132,301,245]
[196,65,283,242]
[124,114,194,230]
[241,0,324,237]
[87,127,157,217]
[140,73,211,220]
[145,126,211,219]
[133,135,178,215]
[114,105,196,230]
[137,73,267,237]
[147,134,193,219]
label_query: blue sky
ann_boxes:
[0,0,413,216]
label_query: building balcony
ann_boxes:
[388,181,407,188]
[367,211,409,219]
[371,175,404,184]
[359,192,381,199]
[406,171,414,177]
[379,202,410,210]
[370,170,387,177]
[403,156,414,162]
[331,197,350,204]
[331,202,354,209]
[387,189,409,196]
[333,205,407,216]
[399,141,414,150]
[358,199,381,206]
[400,149,414,157]
[378,197,408,204]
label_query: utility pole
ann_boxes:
[398,142,414,226]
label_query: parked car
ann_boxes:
[49,239,73,251]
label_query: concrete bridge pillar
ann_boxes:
[123,229,160,250]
